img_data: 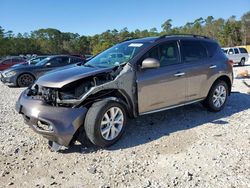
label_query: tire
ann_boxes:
[17,73,35,87]
[203,80,229,112]
[239,58,245,66]
[84,100,127,147]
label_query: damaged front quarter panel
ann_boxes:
[17,63,138,147]
[56,64,138,117]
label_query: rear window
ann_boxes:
[202,41,219,57]
[181,40,207,62]
[239,48,248,54]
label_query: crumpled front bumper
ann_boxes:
[16,89,88,146]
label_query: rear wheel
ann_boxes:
[239,58,245,66]
[84,100,127,147]
[17,73,35,87]
[203,80,228,112]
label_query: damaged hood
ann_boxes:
[36,65,112,88]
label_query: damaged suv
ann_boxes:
[16,35,233,149]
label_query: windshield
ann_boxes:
[85,42,150,68]
[36,57,51,66]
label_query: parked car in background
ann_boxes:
[15,35,233,150]
[222,47,249,66]
[1,55,85,87]
[12,55,49,67]
[0,56,26,71]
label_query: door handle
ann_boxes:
[174,72,185,77]
[209,65,217,69]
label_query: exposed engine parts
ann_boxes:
[26,65,128,107]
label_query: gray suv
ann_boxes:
[16,35,233,150]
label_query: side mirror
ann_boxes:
[141,58,160,69]
[45,62,51,67]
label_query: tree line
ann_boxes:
[0,11,249,57]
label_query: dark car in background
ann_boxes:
[0,56,26,71]
[1,55,85,87]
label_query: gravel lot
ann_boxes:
[0,65,250,188]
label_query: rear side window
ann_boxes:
[2,59,12,64]
[70,57,82,64]
[239,48,248,54]
[202,41,219,57]
[49,57,70,66]
[234,48,239,54]
[12,58,23,62]
[181,40,207,62]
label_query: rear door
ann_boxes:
[180,39,217,101]
[136,40,187,114]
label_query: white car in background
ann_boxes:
[222,47,249,66]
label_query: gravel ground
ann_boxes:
[0,65,250,188]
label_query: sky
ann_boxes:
[0,0,250,36]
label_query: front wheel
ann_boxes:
[84,100,127,147]
[203,80,229,112]
[17,73,35,87]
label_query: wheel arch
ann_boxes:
[210,75,232,96]
[79,89,135,118]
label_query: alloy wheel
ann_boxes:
[100,107,124,141]
[212,85,227,108]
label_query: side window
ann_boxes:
[139,46,159,65]
[202,41,219,57]
[12,58,23,62]
[70,57,82,64]
[159,42,179,66]
[2,59,12,64]
[228,48,234,54]
[234,48,239,54]
[60,57,70,64]
[49,57,70,66]
[181,40,207,62]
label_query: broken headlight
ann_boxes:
[40,87,57,105]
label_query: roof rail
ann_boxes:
[157,34,210,41]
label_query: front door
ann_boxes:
[136,41,187,114]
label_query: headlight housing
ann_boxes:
[5,71,16,77]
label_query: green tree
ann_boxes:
[161,19,172,34]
